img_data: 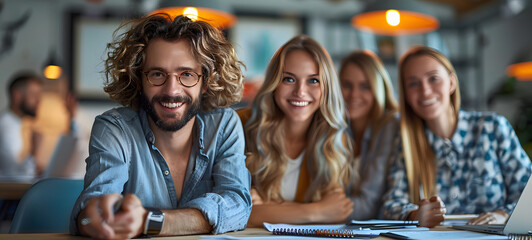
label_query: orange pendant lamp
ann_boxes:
[507,47,532,81]
[43,49,62,80]
[352,0,439,36]
[148,0,236,29]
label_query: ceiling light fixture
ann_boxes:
[352,0,439,36]
[43,48,62,80]
[507,47,532,81]
[148,0,236,29]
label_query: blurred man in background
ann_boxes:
[0,71,42,179]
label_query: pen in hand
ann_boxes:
[80,197,123,226]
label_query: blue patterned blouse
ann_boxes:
[383,110,532,220]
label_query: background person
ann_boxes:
[338,50,400,220]
[0,71,43,179]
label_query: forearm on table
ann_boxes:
[159,208,212,236]
[247,202,318,227]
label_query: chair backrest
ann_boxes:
[9,178,83,233]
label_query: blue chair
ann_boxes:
[9,178,83,233]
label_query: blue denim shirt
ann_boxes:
[383,110,532,220]
[70,107,252,234]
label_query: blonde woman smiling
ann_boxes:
[241,35,354,227]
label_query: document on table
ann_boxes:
[263,222,428,238]
[201,222,429,240]
[384,230,508,240]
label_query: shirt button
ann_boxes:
[148,137,153,142]
[164,170,169,176]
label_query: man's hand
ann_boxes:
[65,92,78,123]
[78,193,148,239]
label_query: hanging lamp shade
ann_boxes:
[352,0,439,36]
[507,46,532,81]
[507,62,532,81]
[43,49,62,80]
[148,0,236,29]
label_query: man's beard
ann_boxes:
[141,93,201,132]
[20,99,37,117]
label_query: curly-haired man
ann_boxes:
[70,14,251,239]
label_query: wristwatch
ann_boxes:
[143,208,165,236]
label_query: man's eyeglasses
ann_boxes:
[143,70,202,87]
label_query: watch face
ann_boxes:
[150,212,165,222]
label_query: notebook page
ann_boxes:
[387,230,508,240]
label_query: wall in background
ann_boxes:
[0,0,531,148]
[483,7,532,122]
[0,0,57,109]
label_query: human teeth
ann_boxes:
[161,102,184,108]
[422,98,437,105]
[290,101,309,107]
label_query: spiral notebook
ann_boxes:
[264,222,379,238]
[264,222,427,238]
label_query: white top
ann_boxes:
[0,109,36,179]
[280,152,305,201]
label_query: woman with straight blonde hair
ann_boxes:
[383,46,531,227]
[339,50,399,220]
[241,35,355,227]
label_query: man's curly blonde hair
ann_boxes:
[104,13,244,111]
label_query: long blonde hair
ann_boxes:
[339,50,399,149]
[245,35,353,202]
[398,46,461,202]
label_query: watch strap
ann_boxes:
[143,208,164,236]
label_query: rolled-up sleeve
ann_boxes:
[69,114,130,235]
[182,110,252,234]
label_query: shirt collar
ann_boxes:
[138,108,206,157]
[425,109,466,160]
[195,113,206,156]
[139,109,155,145]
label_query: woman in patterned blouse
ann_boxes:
[382,46,532,227]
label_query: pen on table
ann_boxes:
[80,198,123,226]
[380,232,412,240]
[368,225,418,230]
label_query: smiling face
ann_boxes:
[403,55,456,122]
[141,38,204,132]
[340,63,374,123]
[274,49,322,125]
